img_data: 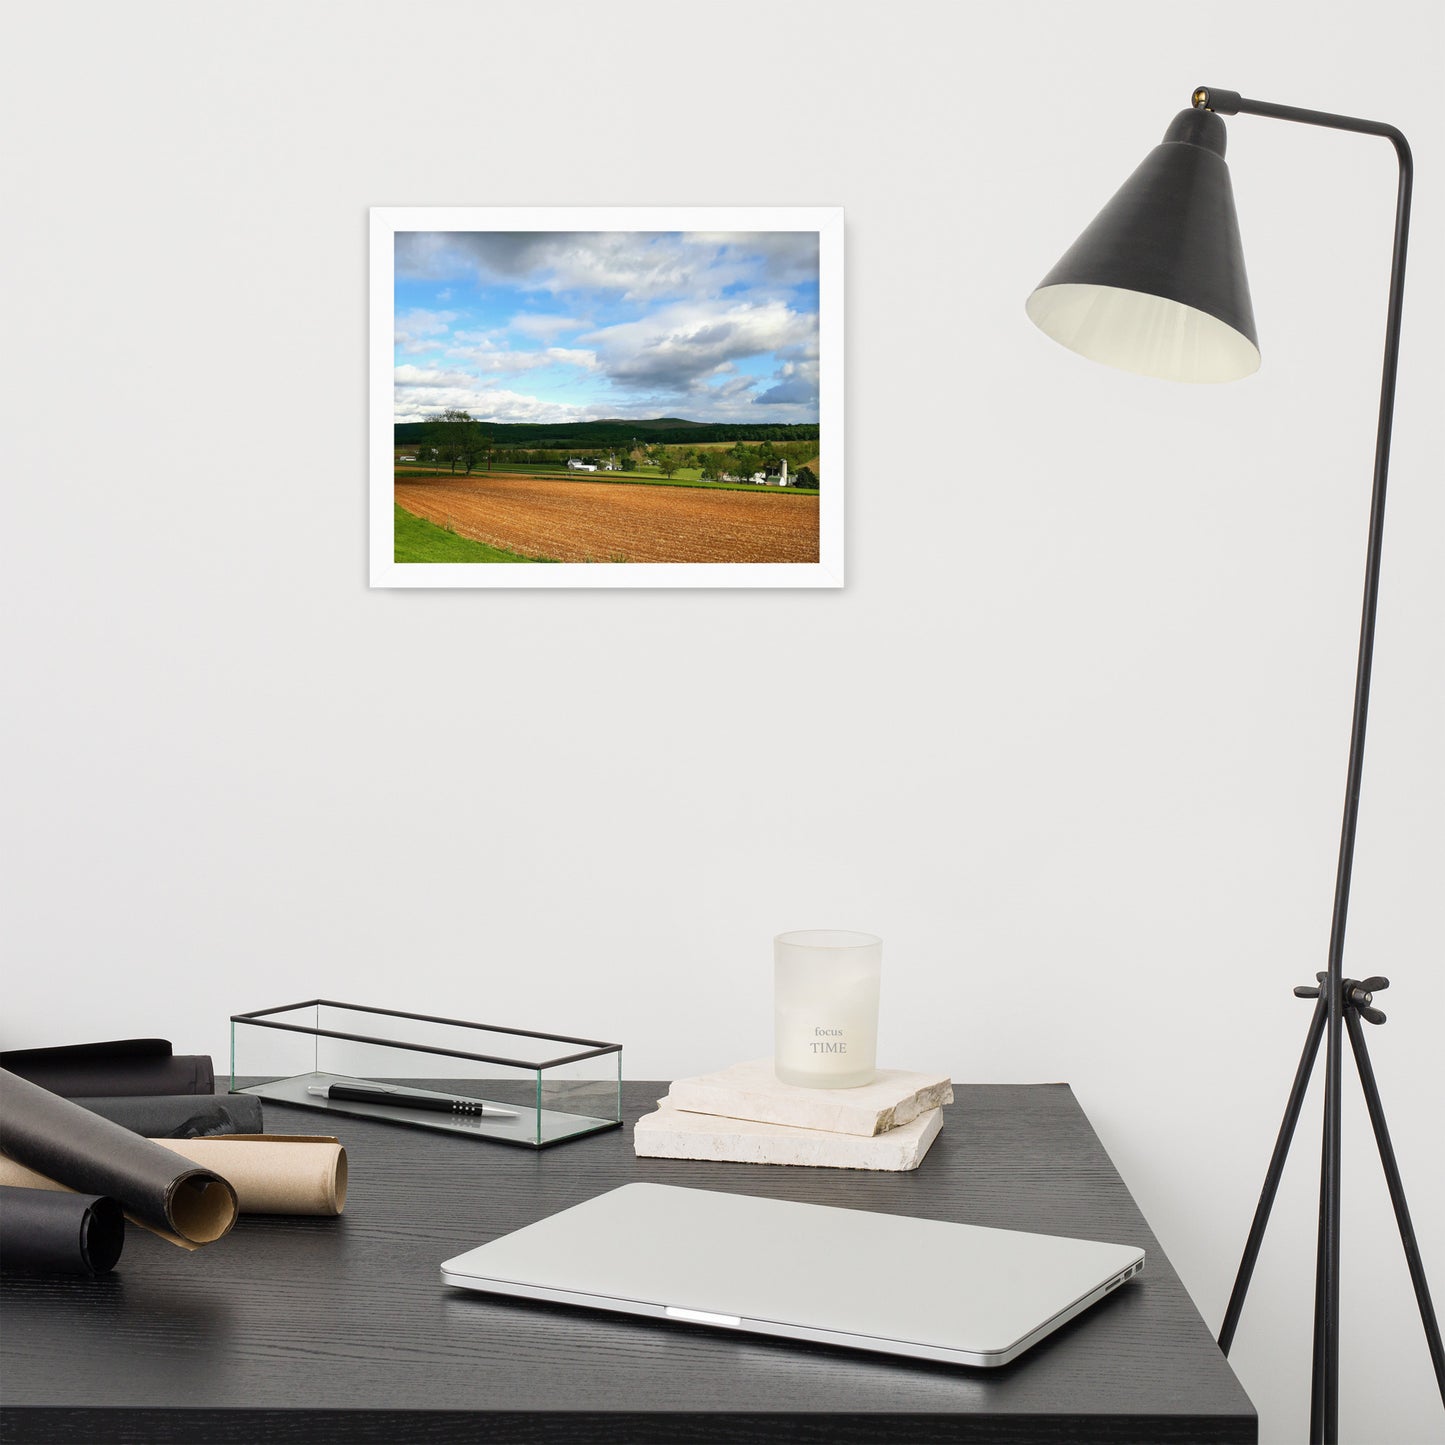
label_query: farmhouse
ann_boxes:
[731,459,792,486]
[566,458,598,472]
[713,459,797,488]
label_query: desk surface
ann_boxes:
[1,1082,1255,1444]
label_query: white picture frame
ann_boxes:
[369,207,843,588]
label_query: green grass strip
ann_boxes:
[395,464,816,496]
[393,504,553,563]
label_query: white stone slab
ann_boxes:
[665,1058,953,1137]
[634,1098,944,1171]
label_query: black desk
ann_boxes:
[0,1083,1255,1443]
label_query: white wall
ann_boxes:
[3,2,1441,1439]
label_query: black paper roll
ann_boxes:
[0,1185,125,1276]
[0,1040,214,1097]
[73,1093,265,1139]
[0,1070,237,1248]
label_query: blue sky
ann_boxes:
[393,231,820,425]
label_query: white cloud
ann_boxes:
[394,308,456,343]
[395,231,818,302]
[393,385,620,426]
[508,313,583,340]
[683,231,820,286]
[580,299,817,391]
[709,375,759,399]
[544,347,598,371]
[442,344,547,373]
[440,345,599,375]
[393,365,480,388]
[394,307,458,355]
[756,356,820,407]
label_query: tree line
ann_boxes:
[395,418,819,448]
[404,412,819,487]
[657,440,819,487]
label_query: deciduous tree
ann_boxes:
[431,409,488,475]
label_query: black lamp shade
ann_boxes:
[1027,109,1259,383]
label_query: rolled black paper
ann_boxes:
[0,1185,125,1275]
[0,1070,237,1247]
[73,1093,265,1139]
[0,1040,214,1098]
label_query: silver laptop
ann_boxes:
[441,1182,1144,1367]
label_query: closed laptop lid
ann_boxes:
[441,1182,1144,1364]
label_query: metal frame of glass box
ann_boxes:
[230,999,623,1148]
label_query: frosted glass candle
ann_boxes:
[773,930,882,1089]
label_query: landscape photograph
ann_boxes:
[370,210,842,586]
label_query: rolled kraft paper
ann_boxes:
[0,1137,347,1217]
[0,1185,125,1276]
[0,1070,237,1249]
[74,1093,265,1139]
[0,1040,214,1097]
[153,1137,348,1216]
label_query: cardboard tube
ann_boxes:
[151,1137,348,1215]
[0,1070,236,1248]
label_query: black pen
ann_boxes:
[307,1080,517,1118]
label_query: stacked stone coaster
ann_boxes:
[633,1059,953,1172]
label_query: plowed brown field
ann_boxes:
[394,473,819,563]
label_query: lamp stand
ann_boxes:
[1216,973,1445,1438]
[1188,88,1441,1444]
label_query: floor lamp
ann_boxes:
[1024,87,1442,1444]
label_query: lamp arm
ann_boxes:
[1193,86,1410,154]
[1195,85,1414,1445]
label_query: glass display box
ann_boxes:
[231,1000,622,1148]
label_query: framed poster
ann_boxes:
[370,208,843,587]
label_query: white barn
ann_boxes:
[566,458,598,472]
[720,460,793,486]
[750,459,791,486]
